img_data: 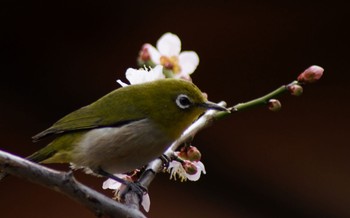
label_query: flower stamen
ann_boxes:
[160,55,182,73]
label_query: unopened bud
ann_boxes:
[138,44,151,61]
[182,161,198,175]
[288,84,303,96]
[297,65,324,83]
[186,146,201,162]
[177,150,188,160]
[268,99,281,112]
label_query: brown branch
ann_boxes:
[0,150,146,218]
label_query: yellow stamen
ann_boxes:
[160,56,181,74]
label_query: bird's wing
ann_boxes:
[32,89,147,141]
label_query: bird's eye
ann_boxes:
[176,94,192,109]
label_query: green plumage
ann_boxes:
[33,79,204,140]
[27,79,224,174]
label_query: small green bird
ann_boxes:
[22,79,226,180]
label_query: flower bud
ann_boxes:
[177,150,188,160]
[288,84,303,96]
[297,65,324,83]
[268,99,281,112]
[138,44,151,61]
[182,160,198,175]
[186,146,202,162]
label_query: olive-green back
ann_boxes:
[32,79,206,141]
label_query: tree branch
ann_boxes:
[0,150,146,218]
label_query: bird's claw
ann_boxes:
[97,167,147,204]
[119,181,147,204]
[159,154,171,168]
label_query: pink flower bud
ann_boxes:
[297,65,324,83]
[288,84,303,96]
[177,150,188,160]
[186,146,202,162]
[268,99,281,112]
[138,44,151,61]
[182,161,198,175]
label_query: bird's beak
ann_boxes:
[198,101,229,112]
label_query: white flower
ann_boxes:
[117,65,165,87]
[102,175,151,212]
[144,32,199,80]
[167,160,206,182]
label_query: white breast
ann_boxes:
[71,119,171,174]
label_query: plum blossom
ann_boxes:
[140,33,199,81]
[167,160,206,182]
[102,175,151,212]
[117,65,165,87]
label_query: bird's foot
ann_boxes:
[120,180,148,204]
[159,154,171,168]
[98,168,147,204]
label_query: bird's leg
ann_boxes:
[159,154,172,168]
[97,168,147,203]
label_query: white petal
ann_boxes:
[167,160,179,170]
[125,68,146,85]
[141,193,151,212]
[157,33,181,57]
[102,178,122,190]
[195,161,206,174]
[148,65,165,81]
[116,79,129,87]
[125,66,165,85]
[173,73,192,81]
[145,44,161,64]
[186,171,201,181]
[102,179,113,189]
[168,161,187,181]
[186,161,206,181]
[178,51,199,75]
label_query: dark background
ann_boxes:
[1,1,349,217]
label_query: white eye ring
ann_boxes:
[176,94,192,109]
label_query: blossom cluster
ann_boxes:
[118,32,199,86]
[104,33,205,212]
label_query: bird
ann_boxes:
[0,79,227,186]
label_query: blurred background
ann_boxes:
[1,1,349,217]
